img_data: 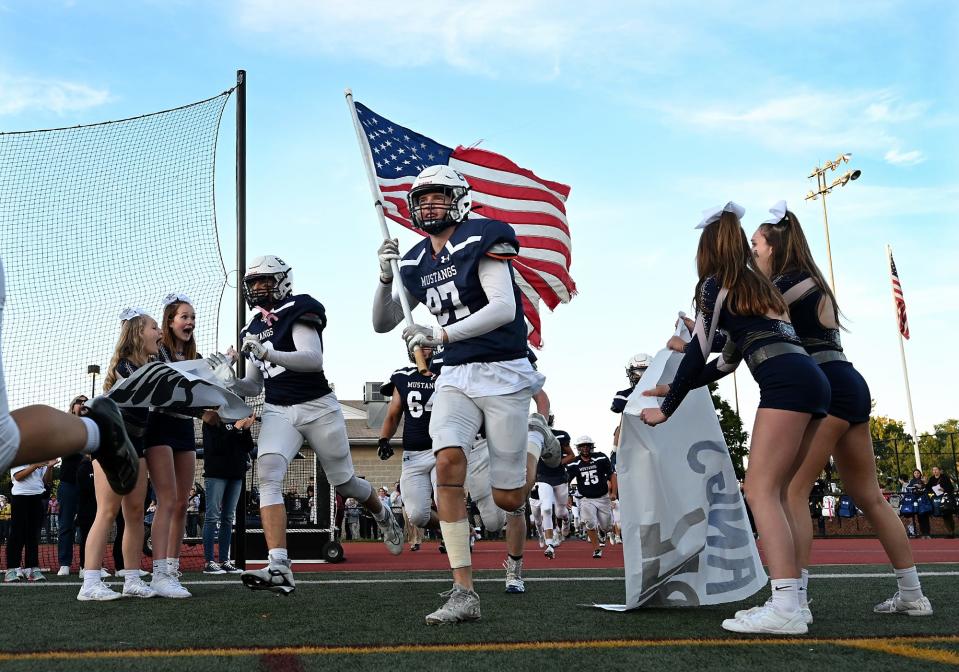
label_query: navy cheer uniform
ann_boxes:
[398,217,528,366]
[774,271,870,424]
[240,294,333,405]
[114,358,149,457]
[660,276,830,418]
[145,344,198,452]
[380,367,435,452]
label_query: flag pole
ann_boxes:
[344,89,427,374]
[887,244,921,471]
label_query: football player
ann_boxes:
[373,166,557,624]
[566,436,616,559]
[536,425,575,559]
[214,255,403,595]
[611,353,651,450]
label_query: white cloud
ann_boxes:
[0,73,110,116]
[884,148,925,166]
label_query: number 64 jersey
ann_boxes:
[398,218,528,367]
[380,368,434,452]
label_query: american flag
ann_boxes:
[889,249,910,339]
[353,101,576,347]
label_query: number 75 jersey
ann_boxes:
[380,368,434,452]
[398,218,529,367]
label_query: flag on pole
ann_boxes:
[889,249,910,339]
[352,101,576,347]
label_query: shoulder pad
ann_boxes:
[486,241,519,258]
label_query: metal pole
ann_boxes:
[235,69,248,569]
[886,244,921,471]
[732,371,740,416]
[820,173,837,296]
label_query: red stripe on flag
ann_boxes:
[520,292,543,348]
[516,235,572,267]
[452,147,571,198]
[514,256,576,297]
[514,262,562,310]
[462,174,568,215]
[468,201,570,238]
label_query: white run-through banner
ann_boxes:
[105,359,252,422]
[594,318,766,611]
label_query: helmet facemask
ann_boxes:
[244,273,286,309]
[627,365,648,387]
[409,186,468,234]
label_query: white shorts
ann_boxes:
[611,499,621,526]
[430,387,531,491]
[400,449,436,528]
[257,394,355,486]
[580,495,612,532]
[536,482,569,520]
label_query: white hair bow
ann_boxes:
[119,307,148,322]
[696,201,746,229]
[762,200,789,225]
[162,292,193,307]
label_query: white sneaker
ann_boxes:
[376,512,405,556]
[99,568,111,578]
[123,577,158,598]
[544,544,555,560]
[151,571,192,598]
[873,592,933,616]
[241,561,296,595]
[77,581,122,602]
[57,566,70,577]
[27,568,45,582]
[425,584,481,625]
[722,604,808,635]
[504,557,525,593]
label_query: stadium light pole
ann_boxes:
[804,152,861,297]
[87,364,100,398]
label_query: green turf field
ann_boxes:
[1,564,957,671]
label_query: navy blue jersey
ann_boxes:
[773,271,843,356]
[610,386,634,414]
[567,452,613,499]
[536,428,570,485]
[398,218,528,366]
[240,294,333,406]
[380,367,434,452]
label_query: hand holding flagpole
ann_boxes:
[345,88,428,374]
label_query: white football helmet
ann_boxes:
[407,165,472,234]
[626,353,652,386]
[244,255,293,308]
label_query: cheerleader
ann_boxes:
[751,201,931,617]
[641,202,830,635]
[77,309,159,601]
[144,293,199,599]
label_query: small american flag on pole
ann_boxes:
[889,249,910,339]
[352,101,576,348]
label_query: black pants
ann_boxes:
[7,494,45,569]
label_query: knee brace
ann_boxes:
[0,412,20,472]
[256,453,288,507]
[334,475,373,502]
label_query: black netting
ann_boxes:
[0,90,233,573]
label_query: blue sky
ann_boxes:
[1,1,956,448]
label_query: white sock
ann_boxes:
[153,559,167,575]
[894,566,923,602]
[769,578,800,615]
[799,568,809,607]
[80,417,100,454]
[269,548,289,565]
[168,558,179,574]
[527,431,544,460]
[82,569,101,588]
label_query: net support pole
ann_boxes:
[344,88,428,374]
[887,244,921,472]
[235,68,248,569]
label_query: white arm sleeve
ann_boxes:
[443,257,516,343]
[372,279,419,333]
[230,362,264,397]
[266,322,324,372]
